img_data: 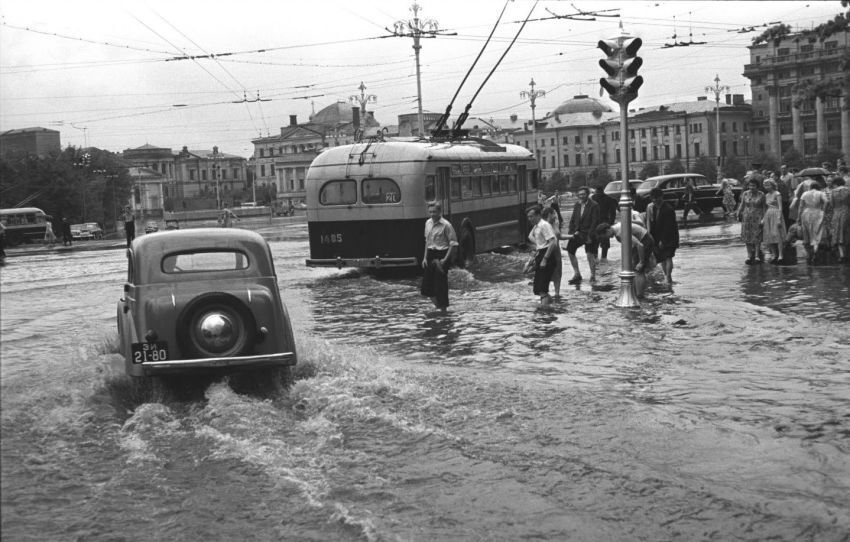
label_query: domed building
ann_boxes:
[547,95,613,118]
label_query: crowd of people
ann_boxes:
[736,162,850,265]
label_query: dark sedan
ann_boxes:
[636,173,741,213]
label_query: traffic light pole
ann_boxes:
[615,103,639,308]
[598,30,643,308]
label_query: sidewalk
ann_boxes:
[4,215,306,258]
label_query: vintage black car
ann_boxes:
[116,229,297,383]
[635,173,741,213]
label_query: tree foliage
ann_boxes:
[0,147,132,227]
[815,147,845,169]
[723,155,747,180]
[752,23,792,46]
[568,170,587,191]
[589,167,611,188]
[543,170,569,193]
[663,157,686,174]
[690,156,718,180]
[751,151,780,173]
[781,147,807,171]
[638,162,659,180]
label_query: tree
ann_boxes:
[815,147,845,169]
[781,147,806,170]
[544,170,568,193]
[589,167,611,189]
[690,155,717,180]
[723,155,747,180]
[568,170,587,192]
[639,162,659,180]
[750,151,779,173]
[664,157,685,174]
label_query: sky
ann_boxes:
[0,0,843,158]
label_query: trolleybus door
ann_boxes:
[437,167,451,218]
[517,164,528,239]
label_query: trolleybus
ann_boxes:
[305,137,539,269]
[0,207,48,246]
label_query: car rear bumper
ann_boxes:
[306,256,418,269]
[140,351,295,375]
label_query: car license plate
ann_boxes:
[131,341,169,364]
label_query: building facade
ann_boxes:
[252,103,381,206]
[0,127,61,159]
[743,28,849,160]
[513,95,753,182]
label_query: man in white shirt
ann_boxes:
[526,206,558,306]
[420,202,458,310]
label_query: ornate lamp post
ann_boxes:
[520,78,545,167]
[390,2,441,137]
[706,74,729,180]
[349,81,377,126]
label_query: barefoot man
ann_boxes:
[420,202,458,310]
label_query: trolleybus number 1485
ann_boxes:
[320,233,344,244]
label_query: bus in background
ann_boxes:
[0,207,48,246]
[304,137,539,270]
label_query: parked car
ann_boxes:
[144,220,159,234]
[635,173,741,213]
[116,229,297,385]
[165,219,180,230]
[602,179,643,198]
[71,222,103,240]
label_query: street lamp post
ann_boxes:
[390,2,441,137]
[706,74,729,180]
[349,81,377,127]
[520,78,545,168]
[212,147,221,209]
[73,152,91,222]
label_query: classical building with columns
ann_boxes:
[252,103,381,207]
[743,28,849,161]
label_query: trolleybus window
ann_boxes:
[319,179,357,205]
[450,178,462,200]
[362,178,401,204]
[425,175,436,201]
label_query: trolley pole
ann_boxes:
[598,27,644,308]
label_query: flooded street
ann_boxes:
[2,219,849,541]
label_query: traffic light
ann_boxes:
[597,36,643,103]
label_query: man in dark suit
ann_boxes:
[565,186,600,283]
[645,187,679,284]
[591,185,617,259]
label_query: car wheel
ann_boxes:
[177,293,256,359]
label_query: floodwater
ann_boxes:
[1,218,849,541]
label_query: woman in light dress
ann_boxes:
[761,179,786,263]
[716,178,737,217]
[736,179,766,264]
[43,216,57,249]
[827,176,849,263]
[798,182,829,264]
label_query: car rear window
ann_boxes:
[162,251,249,273]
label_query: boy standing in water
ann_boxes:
[420,202,458,310]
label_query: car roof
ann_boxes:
[129,228,274,283]
[645,173,706,181]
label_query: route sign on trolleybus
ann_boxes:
[304,137,540,270]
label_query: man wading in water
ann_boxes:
[420,202,458,311]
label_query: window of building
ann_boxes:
[576,154,582,166]
[540,138,545,147]
[260,165,265,177]
[652,127,657,137]
[694,142,700,156]
[732,141,738,155]
[270,165,275,176]
[664,145,670,159]
[759,143,765,151]
[268,148,273,157]
[721,141,727,156]
[259,149,264,158]
[575,135,581,144]
[233,168,239,179]
[825,41,837,50]
[588,153,594,165]
[601,134,606,143]
[202,170,208,180]
[563,137,569,145]
[778,48,790,57]
[587,135,593,144]
[222,169,228,180]
[653,146,659,160]
[602,153,607,164]
[801,44,814,53]
[641,128,646,138]
[804,138,817,154]
[676,144,682,157]
[780,122,792,135]
[550,138,555,146]
[664,126,669,136]
[525,141,529,149]
[721,122,726,133]
[616,149,621,162]
[675,125,681,135]
[732,122,737,132]
[629,130,635,139]
[630,148,636,161]
[803,120,816,133]
[563,154,569,166]
[189,169,195,181]
[641,147,647,161]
